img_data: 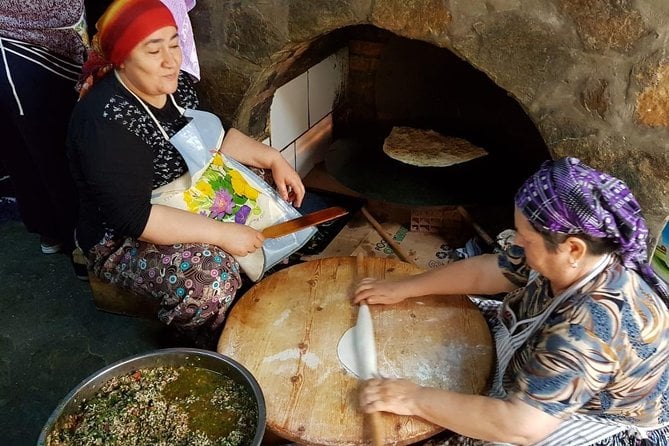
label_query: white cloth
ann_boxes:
[160,0,200,80]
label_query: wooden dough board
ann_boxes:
[218,256,493,445]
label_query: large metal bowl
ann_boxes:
[37,348,266,445]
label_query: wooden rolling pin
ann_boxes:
[355,253,384,446]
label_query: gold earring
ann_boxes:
[570,261,578,268]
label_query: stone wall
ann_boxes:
[191,0,669,238]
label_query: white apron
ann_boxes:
[487,254,666,446]
[114,71,315,281]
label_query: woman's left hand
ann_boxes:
[359,378,422,416]
[270,156,305,207]
[218,129,306,207]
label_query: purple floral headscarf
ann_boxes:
[515,157,669,301]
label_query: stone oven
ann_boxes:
[190,0,669,241]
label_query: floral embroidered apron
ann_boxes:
[113,71,315,281]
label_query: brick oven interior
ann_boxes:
[324,26,551,213]
[192,0,669,243]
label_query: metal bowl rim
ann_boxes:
[37,347,266,445]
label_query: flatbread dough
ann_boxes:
[337,313,381,380]
[336,326,361,377]
[382,126,488,167]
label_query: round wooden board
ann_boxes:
[218,256,493,445]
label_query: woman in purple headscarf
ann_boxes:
[354,157,669,446]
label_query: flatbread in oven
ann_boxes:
[382,126,488,167]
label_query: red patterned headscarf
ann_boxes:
[78,0,176,96]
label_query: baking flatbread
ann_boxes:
[383,126,488,167]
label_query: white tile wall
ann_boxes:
[269,48,347,178]
[270,72,309,150]
[280,142,296,170]
[296,114,333,177]
[308,50,346,126]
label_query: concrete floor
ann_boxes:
[0,219,179,445]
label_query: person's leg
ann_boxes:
[88,235,243,338]
[0,67,42,236]
[0,49,79,252]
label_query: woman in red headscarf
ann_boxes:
[67,0,306,346]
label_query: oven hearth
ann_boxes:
[191,0,669,241]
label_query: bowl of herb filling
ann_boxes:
[38,348,266,446]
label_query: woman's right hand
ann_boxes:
[354,278,407,305]
[217,223,265,257]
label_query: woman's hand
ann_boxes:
[218,128,306,207]
[216,223,265,257]
[354,278,407,305]
[360,378,562,445]
[269,156,305,207]
[141,206,266,257]
[220,128,304,208]
[359,378,422,416]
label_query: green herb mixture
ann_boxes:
[46,366,258,446]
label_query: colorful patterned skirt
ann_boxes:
[87,233,243,336]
